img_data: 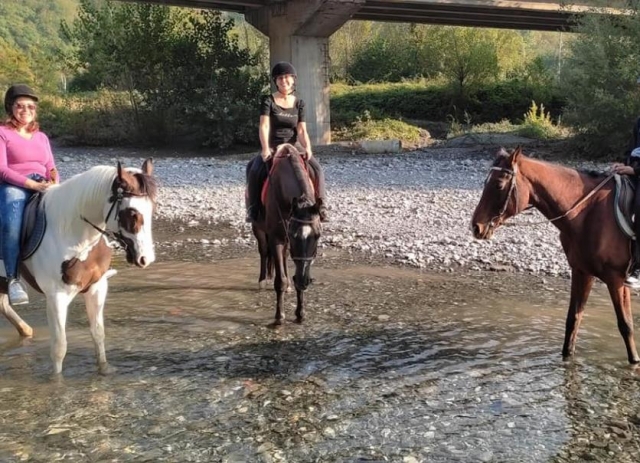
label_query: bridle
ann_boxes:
[287,216,320,262]
[486,165,521,229]
[81,184,149,250]
[485,164,614,229]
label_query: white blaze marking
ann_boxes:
[300,225,312,239]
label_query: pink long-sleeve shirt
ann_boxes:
[0,125,58,187]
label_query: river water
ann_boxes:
[1,239,640,462]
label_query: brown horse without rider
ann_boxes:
[262,144,322,325]
[472,147,639,364]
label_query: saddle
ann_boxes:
[614,174,636,240]
[0,193,47,261]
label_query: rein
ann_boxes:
[489,166,614,227]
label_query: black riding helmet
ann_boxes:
[271,62,297,81]
[4,84,39,115]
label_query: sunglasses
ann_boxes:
[13,103,37,111]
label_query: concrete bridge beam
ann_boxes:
[247,0,365,145]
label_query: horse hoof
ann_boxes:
[50,372,64,384]
[99,362,117,376]
[18,323,33,338]
[295,317,304,324]
[259,280,268,290]
[286,286,293,294]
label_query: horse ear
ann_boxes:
[142,158,154,176]
[508,146,523,165]
[117,161,124,181]
[496,147,510,158]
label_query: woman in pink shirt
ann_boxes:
[0,84,59,305]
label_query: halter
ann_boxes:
[486,165,520,229]
[287,216,320,262]
[80,185,148,250]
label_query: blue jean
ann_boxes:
[0,174,42,279]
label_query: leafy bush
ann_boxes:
[333,110,423,144]
[331,79,565,129]
[517,101,563,139]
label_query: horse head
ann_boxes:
[289,195,322,291]
[472,146,530,240]
[108,158,157,268]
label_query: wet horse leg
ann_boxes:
[46,292,73,375]
[283,246,292,293]
[253,224,270,290]
[0,294,33,337]
[272,242,287,325]
[84,278,116,375]
[295,288,305,323]
[606,281,640,364]
[562,269,594,360]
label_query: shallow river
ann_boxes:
[1,240,640,462]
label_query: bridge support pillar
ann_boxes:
[246,0,364,145]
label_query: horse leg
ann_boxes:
[283,246,292,293]
[46,292,73,376]
[272,243,287,326]
[606,280,640,364]
[83,278,115,375]
[256,229,269,290]
[562,269,594,360]
[295,288,305,323]
[0,294,33,337]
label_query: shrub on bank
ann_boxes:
[331,79,565,129]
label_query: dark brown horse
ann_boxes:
[471,147,639,364]
[263,144,322,325]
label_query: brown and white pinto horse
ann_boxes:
[471,147,639,364]
[263,144,322,325]
[0,159,157,375]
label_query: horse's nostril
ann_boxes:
[139,256,147,267]
[473,224,481,237]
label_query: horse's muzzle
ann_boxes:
[472,222,494,240]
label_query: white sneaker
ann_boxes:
[8,279,29,305]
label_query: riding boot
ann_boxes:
[7,278,29,306]
[246,155,268,222]
[307,157,328,222]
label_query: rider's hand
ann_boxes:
[304,149,313,160]
[261,149,272,162]
[25,179,50,192]
[613,164,635,175]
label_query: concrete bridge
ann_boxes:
[120,0,607,144]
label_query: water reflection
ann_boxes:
[0,256,639,462]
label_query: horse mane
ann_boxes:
[274,143,315,206]
[43,166,118,236]
[288,152,315,206]
[494,149,608,181]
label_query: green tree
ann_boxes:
[558,3,640,156]
[61,1,266,147]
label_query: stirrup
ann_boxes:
[8,279,29,305]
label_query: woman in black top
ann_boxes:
[246,62,327,222]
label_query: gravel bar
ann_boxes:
[55,145,609,278]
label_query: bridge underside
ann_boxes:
[142,0,591,32]
[118,0,599,145]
